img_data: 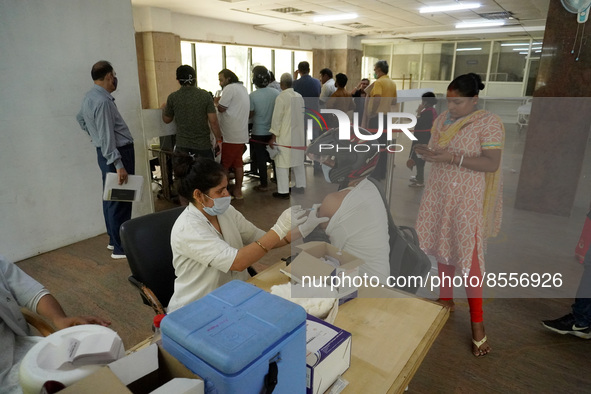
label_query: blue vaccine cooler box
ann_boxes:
[161,280,307,394]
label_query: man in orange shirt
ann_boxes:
[325,73,355,128]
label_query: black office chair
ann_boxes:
[120,206,185,315]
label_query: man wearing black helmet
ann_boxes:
[305,128,390,282]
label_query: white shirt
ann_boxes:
[167,204,265,312]
[325,179,390,282]
[269,88,306,169]
[0,257,49,393]
[217,82,250,144]
[319,79,336,103]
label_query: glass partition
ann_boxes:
[489,41,533,82]
[225,45,249,88]
[391,43,422,79]
[251,47,273,71]
[181,41,311,93]
[363,45,391,80]
[454,42,491,80]
[422,43,454,81]
[294,50,313,74]
[274,49,293,78]
[180,41,193,68]
[195,43,223,94]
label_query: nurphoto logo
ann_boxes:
[307,109,418,153]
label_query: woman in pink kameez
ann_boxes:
[415,73,504,357]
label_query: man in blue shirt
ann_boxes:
[293,61,321,172]
[293,61,321,99]
[77,61,135,259]
[249,65,279,192]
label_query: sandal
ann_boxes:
[472,335,489,357]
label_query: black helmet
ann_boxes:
[252,65,270,88]
[307,126,380,184]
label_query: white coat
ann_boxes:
[269,88,306,169]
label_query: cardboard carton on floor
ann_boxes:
[61,344,203,394]
[306,314,352,394]
[289,241,364,304]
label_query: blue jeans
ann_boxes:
[97,144,135,255]
[573,244,591,326]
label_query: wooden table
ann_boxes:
[248,262,449,394]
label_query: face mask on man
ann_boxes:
[202,194,231,216]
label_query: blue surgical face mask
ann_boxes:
[202,194,231,216]
[321,164,333,184]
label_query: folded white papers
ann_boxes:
[103,173,144,202]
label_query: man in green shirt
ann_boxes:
[163,65,223,159]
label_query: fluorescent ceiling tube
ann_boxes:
[512,48,531,51]
[313,13,358,22]
[456,47,482,51]
[501,43,531,46]
[456,20,506,28]
[420,2,481,13]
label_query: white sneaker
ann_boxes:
[111,253,127,259]
[107,245,114,250]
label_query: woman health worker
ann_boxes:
[415,73,504,357]
[167,156,307,312]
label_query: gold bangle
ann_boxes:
[255,240,269,253]
[450,154,455,165]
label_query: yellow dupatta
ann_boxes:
[436,110,504,238]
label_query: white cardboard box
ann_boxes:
[289,241,364,304]
[61,344,203,394]
[306,314,352,394]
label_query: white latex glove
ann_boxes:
[271,205,307,239]
[298,204,330,238]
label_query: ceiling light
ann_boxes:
[532,47,542,50]
[512,48,531,51]
[456,20,506,28]
[535,50,542,53]
[313,13,358,22]
[501,43,531,46]
[456,47,482,51]
[420,2,481,13]
[519,52,529,54]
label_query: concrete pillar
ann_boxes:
[135,31,181,109]
[312,35,363,89]
[313,48,362,87]
[514,0,591,216]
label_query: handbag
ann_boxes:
[367,177,431,293]
[575,214,591,263]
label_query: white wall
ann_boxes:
[0,0,152,262]
[133,6,325,50]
